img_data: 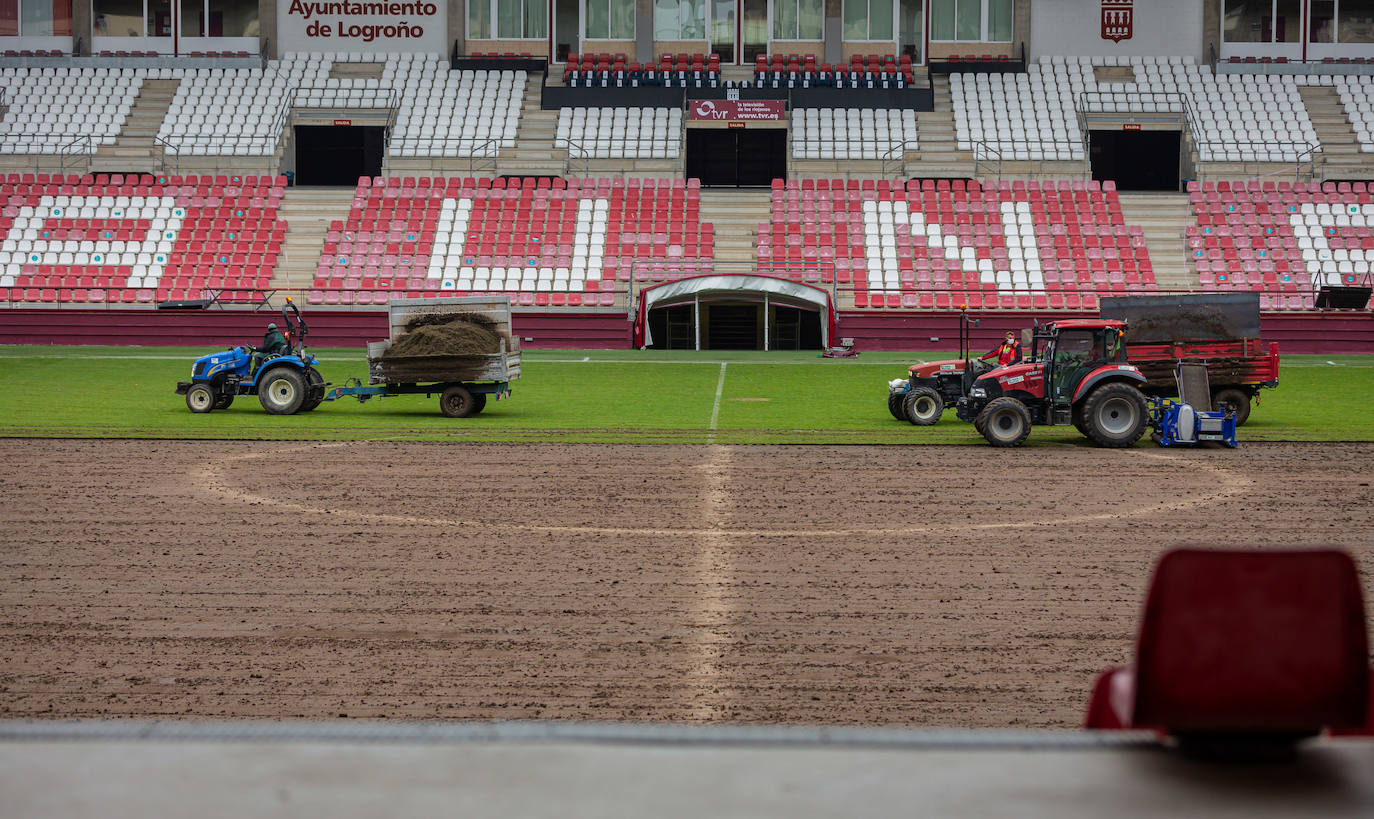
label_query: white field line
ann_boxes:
[707,362,727,443]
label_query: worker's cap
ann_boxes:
[267,323,277,330]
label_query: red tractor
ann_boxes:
[955,319,1150,448]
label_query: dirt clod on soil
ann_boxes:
[384,313,501,358]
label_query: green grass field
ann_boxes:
[0,345,1370,444]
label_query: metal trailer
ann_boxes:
[324,296,522,418]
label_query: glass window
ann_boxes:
[871,0,895,40]
[1223,0,1265,43]
[587,0,635,39]
[94,0,145,36]
[1276,0,1300,42]
[899,0,923,59]
[772,0,797,38]
[468,0,491,39]
[1311,0,1335,43]
[774,0,823,39]
[147,0,170,37]
[493,0,544,38]
[586,0,609,38]
[208,0,257,37]
[955,0,980,40]
[843,0,895,40]
[987,0,1011,41]
[656,0,705,39]
[843,0,867,40]
[930,0,953,40]
[609,0,634,39]
[180,0,199,35]
[799,0,823,38]
[1340,0,1374,43]
[929,0,1007,42]
[12,0,71,35]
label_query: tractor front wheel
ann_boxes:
[904,387,944,426]
[887,391,906,421]
[1082,383,1148,448]
[977,397,1032,447]
[440,384,477,418]
[258,367,306,415]
[185,383,215,413]
[1212,388,1252,426]
[213,393,234,410]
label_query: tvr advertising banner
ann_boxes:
[687,100,786,121]
[279,1,447,53]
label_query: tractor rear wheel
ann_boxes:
[258,367,306,415]
[1212,388,1251,426]
[1082,383,1148,448]
[904,387,944,426]
[440,384,477,418]
[887,391,906,420]
[299,367,326,412]
[977,397,1032,447]
[186,383,215,413]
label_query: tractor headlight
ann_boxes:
[969,387,987,398]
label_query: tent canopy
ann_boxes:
[634,275,836,349]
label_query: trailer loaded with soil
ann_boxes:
[327,296,522,417]
[1102,293,1279,425]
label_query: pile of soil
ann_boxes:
[1126,306,1239,343]
[384,313,502,358]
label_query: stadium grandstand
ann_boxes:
[0,0,1372,351]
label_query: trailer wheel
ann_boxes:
[904,387,944,426]
[1212,388,1251,426]
[977,397,1032,447]
[470,393,488,414]
[185,383,215,413]
[299,367,326,412]
[1082,383,1148,448]
[258,367,306,415]
[887,391,906,420]
[440,384,477,418]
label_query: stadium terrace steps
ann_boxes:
[275,187,359,293]
[495,76,569,177]
[697,190,771,263]
[1116,193,1198,290]
[915,75,975,178]
[1299,85,1374,178]
[92,78,182,173]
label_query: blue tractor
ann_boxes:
[175,298,328,415]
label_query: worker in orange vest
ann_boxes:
[980,331,1022,367]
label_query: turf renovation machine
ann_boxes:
[176,297,328,415]
[1146,363,1239,448]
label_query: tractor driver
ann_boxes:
[252,322,288,373]
[980,331,1022,367]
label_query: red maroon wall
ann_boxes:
[0,308,1367,354]
[0,309,632,349]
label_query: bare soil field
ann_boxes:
[1,440,1372,729]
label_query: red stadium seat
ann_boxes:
[1085,549,1370,740]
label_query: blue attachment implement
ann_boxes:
[1148,397,1238,448]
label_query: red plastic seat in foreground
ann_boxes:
[1085,549,1370,739]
